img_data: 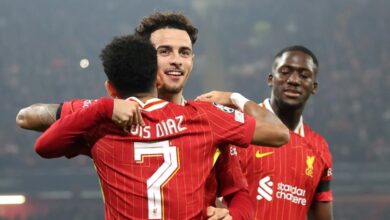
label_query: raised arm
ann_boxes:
[16,103,60,132]
[35,98,143,158]
[196,91,289,147]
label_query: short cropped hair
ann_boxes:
[274,45,319,74]
[100,35,157,97]
[135,11,198,44]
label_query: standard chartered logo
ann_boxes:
[276,183,307,206]
[256,177,307,206]
[256,176,273,201]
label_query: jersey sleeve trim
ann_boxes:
[60,101,74,119]
[316,180,331,193]
[314,190,333,202]
[56,103,63,120]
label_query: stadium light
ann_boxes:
[0,195,26,205]
[80,58,90,69]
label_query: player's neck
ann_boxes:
[271,100,304,131]
[158,92,184,105]
[278,112,302,131]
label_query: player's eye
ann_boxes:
[300,70,312,79]
[179,49,192,58]
[157,48,171,56]
[279,67,290,74]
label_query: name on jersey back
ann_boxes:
[123,115,187,139]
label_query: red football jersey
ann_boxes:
[61,99,252,218]
[36,97,256,220]
[238,99,333,220]
[204,146,248,206]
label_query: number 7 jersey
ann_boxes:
[37,98,256,220]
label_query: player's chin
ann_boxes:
[281,97,305,107]
[163,84,183,94]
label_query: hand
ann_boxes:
[206,206,232,220]
[195,91,234,107]
[112,99,145,127]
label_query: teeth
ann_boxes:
[166,71,182,76]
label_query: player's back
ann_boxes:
[86,99,255,220]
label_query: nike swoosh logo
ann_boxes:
[255,151,274,158]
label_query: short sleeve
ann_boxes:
[57,99,99,158]
[203,102,256,148]
[314,140,333,202]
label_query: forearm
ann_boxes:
[230,93,289,147]
[308,202,333,220]
[16,103,60,132]
[243,100,289,146]
[196,91,289,146]
[35,98,113,158]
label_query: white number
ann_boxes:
[134,141,179,219]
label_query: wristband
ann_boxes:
[230,93,249,111]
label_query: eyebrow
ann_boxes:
[155,45,172,52]
[280,65,312,72]
[156,45,192,52]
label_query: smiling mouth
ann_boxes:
[165,70,184,76]
[284,90,301,97]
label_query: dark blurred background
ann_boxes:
[1,0,389,219]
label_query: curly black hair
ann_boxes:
[135,11,198,44]
[100,35,157,98]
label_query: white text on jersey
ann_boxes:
[124,115,187,139]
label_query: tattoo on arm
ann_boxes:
[16,104,60,132]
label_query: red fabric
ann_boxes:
[60,99,98,158]
[314,190,333,202]
[35,98,255,220]
[225,190,255,220]
[204,146,249,208]
[238,126,333,220]
[35,97,112,158]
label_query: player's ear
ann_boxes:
[267,73,273,87]
[105,80,119,98]
[156,71,163,89]
[311,81,318,94]
[187,53,195,76]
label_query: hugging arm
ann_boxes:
[16,103,60,132]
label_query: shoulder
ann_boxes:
[186,100,213,108]
[303,123,329,148]
[303,123,333,163]
[187,101,236,113]
[60,99,95,118]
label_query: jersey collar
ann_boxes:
[180,96,187,106]
[125,97,168,112]
[261,98,305,137]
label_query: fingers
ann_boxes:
[125,109,136,128]
[112,99,145,128]
[196,91,234,107]
[195,91,215,102]
[113,115,130,127]
[207,206,231,220]
[128,107,144,127]
[207,206,215,217]
[137,108,145,126]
